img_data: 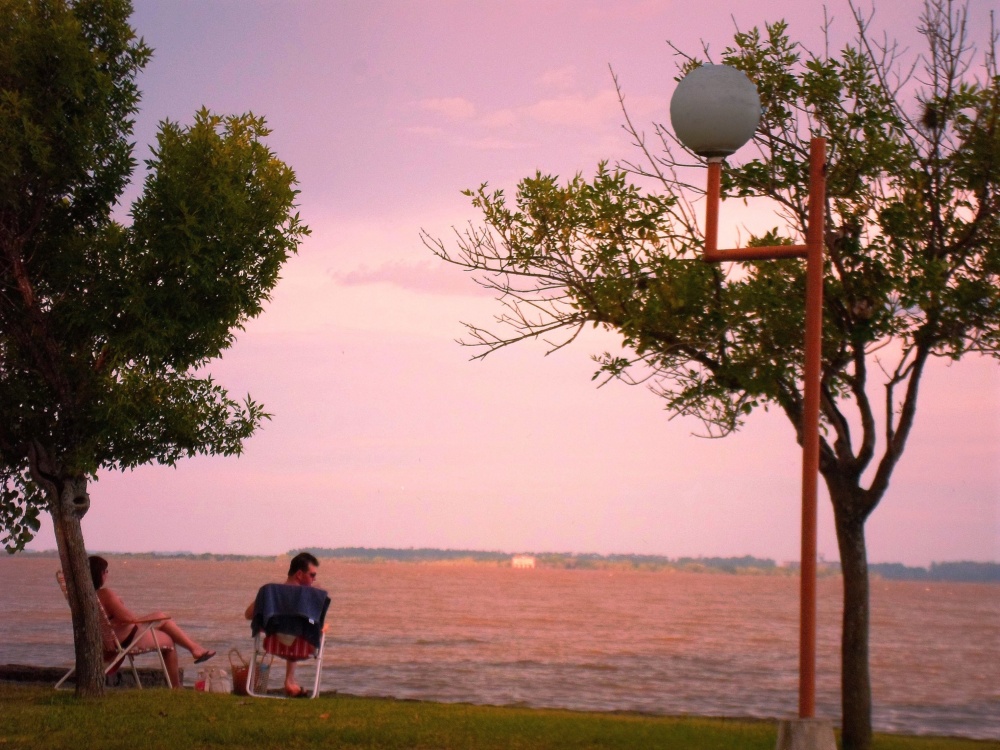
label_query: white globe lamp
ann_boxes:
[669,64,761,158]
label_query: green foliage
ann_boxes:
[124,109,305,369]
[0,467,42,552]
[430,3,999,450]
[0,0,308,551]
[0,0,151,228]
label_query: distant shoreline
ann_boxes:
[17,547,1000,583]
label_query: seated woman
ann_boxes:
[89,555,215,689]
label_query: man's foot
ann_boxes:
[285,685,309,698]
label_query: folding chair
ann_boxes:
[54,570,174,689]
[246,583,330,699]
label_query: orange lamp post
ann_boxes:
[670,64,829,739]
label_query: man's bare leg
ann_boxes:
[284,661,300,696]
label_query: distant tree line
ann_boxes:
[533,552,787,574]
[301,548,999,582]
[18,550,276,562]
[304,546,781,570]
[869,561,1000,583]
[305,547,510,563]
[19,547,995,581]
[305,547,802,574]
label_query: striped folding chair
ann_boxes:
[246,583,329,699]
[54,570,173,689]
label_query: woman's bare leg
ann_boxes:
[154,619,209,659]
[162,646,181,688]
[142,630,181,688]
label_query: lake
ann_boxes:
[1,555,996,740]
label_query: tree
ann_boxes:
[0,0,308,696]
[425,2,998,748]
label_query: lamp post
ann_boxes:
[670,65,834,750]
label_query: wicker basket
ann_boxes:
[230,648,271,695]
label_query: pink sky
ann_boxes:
[26,0,998,566]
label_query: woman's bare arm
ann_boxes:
[97,588,139,623]
[98,588,168,623]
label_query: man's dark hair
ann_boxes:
[288,551,319,576]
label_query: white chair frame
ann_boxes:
[245,630,326,699]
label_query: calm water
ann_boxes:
[1,556,996,740]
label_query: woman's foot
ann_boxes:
[285,684,309,698]
[193,650,216,664]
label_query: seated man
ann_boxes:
[245,552,329,697]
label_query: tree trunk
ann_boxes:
[45,472,104,697]
[831,487,873,750]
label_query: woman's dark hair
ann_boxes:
[288,551,319,576]
[89,555,109,590]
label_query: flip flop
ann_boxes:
[286,686,309,698]
[193,650,217,664]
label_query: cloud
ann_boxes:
[463,136,531,151]
[331,259,488,297]
[414,87,622,142]
[419,97,477,120]
[479,109,520,129]
[538,66,577,90]
[403,125,445,137]
[525,90,621,127]
[479,90,622,133]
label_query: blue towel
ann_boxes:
[250,584,330,649]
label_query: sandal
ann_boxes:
[286,686,309,698]
[193,650,217,664]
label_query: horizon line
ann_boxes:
[17,546,1000,568]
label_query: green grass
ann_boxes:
[0,684,996,750]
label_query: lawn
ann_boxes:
[1,684,996,750]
